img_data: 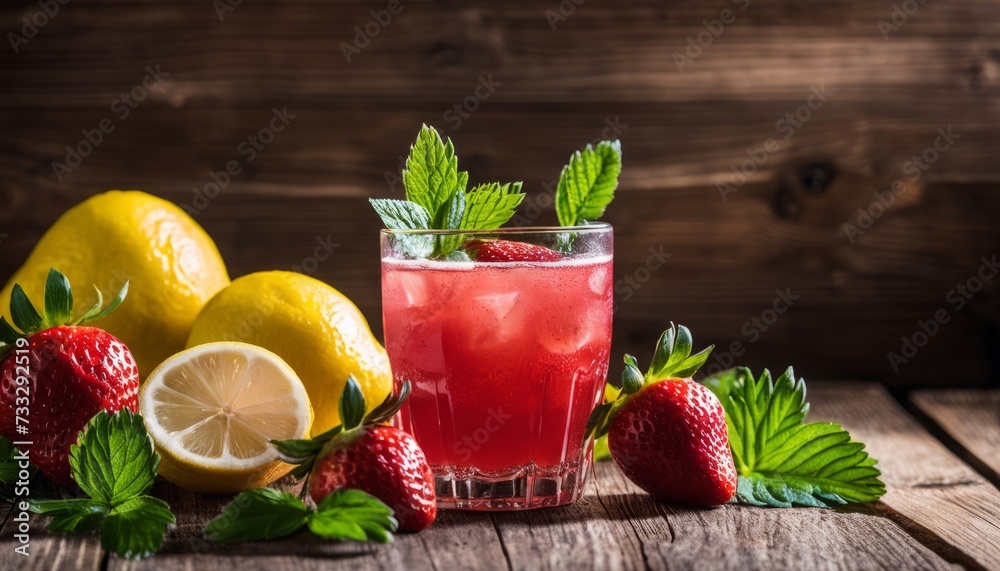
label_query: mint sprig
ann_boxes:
[402,124,469,227]
[372,124,523,259]
[703,367,886,507]
[555,140,622,227]
[31,411,175,559]
[205,488,397,544]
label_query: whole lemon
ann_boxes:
[186,271,392,437]
[1,190,230,378]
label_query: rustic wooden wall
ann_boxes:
[2,0,999,386]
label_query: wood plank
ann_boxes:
[591,462,956,571]
[0,506,104,571]
[108,478,507,570]
[911,390,1000,486]
[2,102,998,385]
[3,1,1000,105]
[810,383,1000,570]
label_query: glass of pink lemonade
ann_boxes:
[381,224,613,510]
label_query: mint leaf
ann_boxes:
[206,488,397,545]
[462,182,525,231]
[402,124,468,223]
[555,140,622,227]
[32,410,173,560]
[101,496,174,559]
[369,198,432,230]
[205,489,310,544]
[69,410,159,506]
[370,198,435,259]
[308,489,398,544]
[707,367,886,507]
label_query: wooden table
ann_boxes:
[2,383,999,570]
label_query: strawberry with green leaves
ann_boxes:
[273,376,436,532]
[0,269,135,486]
[588,324,737,507]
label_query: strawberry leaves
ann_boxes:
[205,488,398,545]
[586,323,714,441]
[703,367,886,508]
[31,410,175,559]
[272,376,411,478]
[1,268,130,357]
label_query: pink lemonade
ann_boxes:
[382,252,613,509]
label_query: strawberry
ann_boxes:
[275,376,436,532]
[0,269,137,486]
[588,324,737,507]
[465,239,562,262]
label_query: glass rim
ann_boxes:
[379,221,612,237]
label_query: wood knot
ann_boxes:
[799,162,837,194]
[771,183,799,220]
[424,41,464,67]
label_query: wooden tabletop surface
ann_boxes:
[1,383,999,571]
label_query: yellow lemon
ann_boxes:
[187,271,392,437]
[140,342,313,494]
[1,190,230,378]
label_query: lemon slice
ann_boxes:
[139,342,313,494]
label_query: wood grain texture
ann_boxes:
[1,0,999,384]
[811,383,1000,570]
[0,509,103,571]
[592,462,955,571]
[0,382,990,570]
[911,390,1000,486]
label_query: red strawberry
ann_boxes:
[289,376,436,532]
[589,324,737,507]
[0,269,138,485]
[465,239,562,262]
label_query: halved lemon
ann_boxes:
[139,342,313,494]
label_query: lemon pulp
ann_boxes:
[140,342,313,493]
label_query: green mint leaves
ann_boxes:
[205,488,397,545]
[371,125,524,259]
[555,140,622,227]
[703,367,886,508]
[402,124,470,227]
[372,125,623,256]
[31,410,175,559]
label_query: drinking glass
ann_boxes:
[380,224,613,510]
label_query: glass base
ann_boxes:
[432,456,592,511]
